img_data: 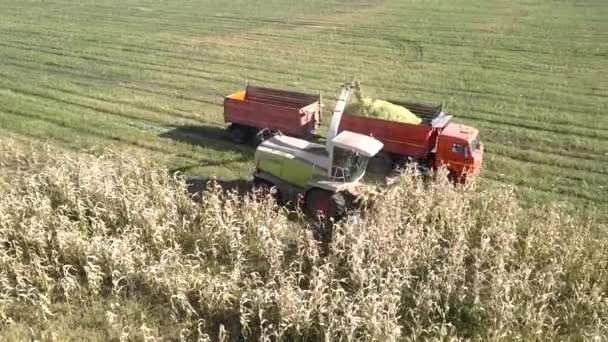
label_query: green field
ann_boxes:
[1,0,607,207]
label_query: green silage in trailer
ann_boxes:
[346,97,422,124]
[347,82,422,124]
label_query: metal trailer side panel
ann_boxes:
[224,86,320,137]
[224,97,307,136]
[246,86,319,108]
[339,113,438,158]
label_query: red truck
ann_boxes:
[224,85,321,144]
[223,84,483,181]
[339,101,483,181]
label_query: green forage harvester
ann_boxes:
[346,81,422,125]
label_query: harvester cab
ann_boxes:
[324,82,383,182]
[253,83,383,223]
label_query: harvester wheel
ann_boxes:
[228,124,248,144]
[305,189,346,241]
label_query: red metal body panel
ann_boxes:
[339,113,438,158]
[224,86,320,137]
[338,100,483,181]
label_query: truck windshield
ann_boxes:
[470,134,481,153]
[331,147,369,182]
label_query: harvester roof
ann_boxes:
[331,131,383,157]
[259,135,330,169]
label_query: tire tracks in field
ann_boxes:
[488,146,608,181]
[0,74,217,131]
[3,41,606,165]
[0,41,229,85]
[476,124,608,164]
[0,74,256,166]
[177,13,607,71]
[0,106,250,171]
[0,35,372,89]
[3,38,605,151]
[0,36,358,94]
[463,111,608,142]
[5,85,604,200]
[483,173,607,206]
[0,71,211,124]
[468,108,607,140]
[1,0,374,35]
[483,144,608,189]
[482,164,607,204]
[4,25,606,104]
[0,41,265,95]
[3,35,604,135]
[4,102,603,205]
[5,55,608,175]
[2,16,604,129]
[4,4,606,73]
[1,57,226,109]
[0,40,350,103]
[195,33,606,113]
[486,137,608,165]
[223,28,606,89]
[0,83,174,129]
[0,6,255,37]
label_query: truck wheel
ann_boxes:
[447,171,465,185]
[253,128,273,146]
[228,124,248,144]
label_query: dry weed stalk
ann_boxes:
[0,140,606,340]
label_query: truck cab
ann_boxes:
[436,123,483,180]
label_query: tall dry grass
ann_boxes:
[0,140,606,341]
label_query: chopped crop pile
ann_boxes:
[346,82,422,124]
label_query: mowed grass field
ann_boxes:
[0,0,607,207]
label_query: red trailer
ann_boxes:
[224,85,321,144]
[339,101,483,181]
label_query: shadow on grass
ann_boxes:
[160,124,256,173]
[159,124,259,196]
[184,175,254,199]
[160,124,253,154]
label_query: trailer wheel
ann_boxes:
[253,128,273,145]
[305,189,346,241]
[228,124,248,144]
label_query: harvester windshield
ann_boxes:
[331,147,369,182]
